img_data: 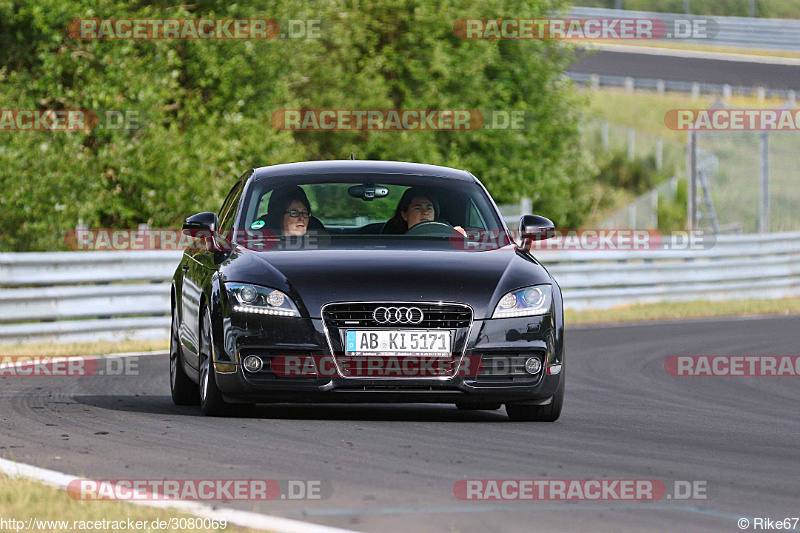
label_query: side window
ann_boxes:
[218,181,244,233]
[255,191,272,219]
[468,200,487,229]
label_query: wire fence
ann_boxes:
[694,130,800,234]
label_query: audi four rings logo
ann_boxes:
[373,306,424,324]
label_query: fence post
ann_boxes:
[590,74,600,90]
[651,189,659,229]
[656,137,663,170]
[628,203,636,228]
[760,131,770,233]
[624,77,634,93]
[627,128,635,161]
[691,82,700,99]
[656,79,665,96]
[520,197,532,217]
[686,131,697,231]
[723,84,732,100]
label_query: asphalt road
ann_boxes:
[2,315,799,532]
[571,49,800,90]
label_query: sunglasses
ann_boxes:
[285,209,311,219]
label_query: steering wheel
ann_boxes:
[404,220,456,237]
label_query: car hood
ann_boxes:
[222,245,552,319]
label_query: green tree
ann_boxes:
[0,0,593,251]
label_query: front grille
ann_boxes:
[322,302,472,329]
[321,302,473,378]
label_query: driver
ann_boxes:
[383,187,466,236]
[267,185,312,236]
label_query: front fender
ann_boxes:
[207,272,234,364]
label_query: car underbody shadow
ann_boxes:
[73,395,509,422]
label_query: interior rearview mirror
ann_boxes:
[348,184,390,201]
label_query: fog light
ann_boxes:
[524,357,542,375]
[243,355,263,373]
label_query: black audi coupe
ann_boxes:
[171,160,564,421]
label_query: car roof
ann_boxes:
[251,160,476,183]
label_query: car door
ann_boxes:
[179,178,244,371]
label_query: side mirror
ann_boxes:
[183,212,218,237]
[518,215,555,243]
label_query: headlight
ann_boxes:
[227,283,300,317]
[492,285,552,318]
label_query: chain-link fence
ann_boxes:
[600,176,683,229]
[581,119,684,170]
[581,119,685,230]
[694,130,800,234]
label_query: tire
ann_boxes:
[170,306,199,405]
[198,306,233,416]
[505,371,564,422]
[455,401,502,410]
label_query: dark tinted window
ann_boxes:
[218,180,244,232]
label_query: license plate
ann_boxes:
[345,330,452,356]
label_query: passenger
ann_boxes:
[383,187,466,236]
[267,185,312,236]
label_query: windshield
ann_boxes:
[235,173,510,251]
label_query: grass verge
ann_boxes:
[0,473,256,533]
[567,296,800,325]
[584,88,790,143]
[0,339,169,357]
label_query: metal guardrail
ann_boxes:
[566,72,798,100]
[0,251,181,344]
[570,7,800,51]
[1,234,799,343]
[537,231,800,310]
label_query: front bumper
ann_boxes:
[214,312,563,404]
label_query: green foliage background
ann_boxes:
[0,0,597,251]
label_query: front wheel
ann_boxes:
[198,306,233,416]
[505,372,564,422]
[170,306,199,405]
